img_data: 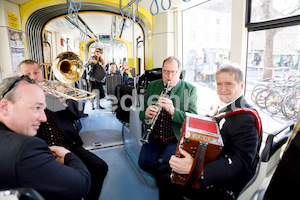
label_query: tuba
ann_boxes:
[42,51,96,101]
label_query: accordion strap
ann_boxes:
[186,142,207,188]
[214,107,262,138]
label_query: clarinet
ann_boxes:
[140,80,171,144]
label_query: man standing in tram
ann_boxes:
[84,48,106,109]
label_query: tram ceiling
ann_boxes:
[9,0,184,12]
[45,13,118,41]
[24,2,146,63]
[12,0,187,43]
[6,0,31,4]
[13,0,187,63]
[42,0,185,42]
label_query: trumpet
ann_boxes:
[42,52,96,101]
[140,80,171,144]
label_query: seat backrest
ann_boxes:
[106,74,122,96]
[237,120,294,200]
[263,121,300,200]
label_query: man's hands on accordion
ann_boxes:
[169,148,194,174]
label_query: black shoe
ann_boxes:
[99,106,105,109]
[81,113,89,117]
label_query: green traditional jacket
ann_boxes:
[140,79,198,139]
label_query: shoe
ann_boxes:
[81,113,89,117]
[99,106,105,109]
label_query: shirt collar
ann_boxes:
[163,79,181,90]
[218,95,243,113]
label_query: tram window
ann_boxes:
[245,0,300,132]
[182,0,232,114]
[250,0,300,23]
[245,25,300,132]
[246,26,300,133]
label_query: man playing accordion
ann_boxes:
[158,64,262,200]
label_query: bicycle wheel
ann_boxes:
[255,89,271,108]
[265,92,282,114]
[281,93,300,120]
[251,84,267,103]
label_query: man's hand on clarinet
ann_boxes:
[145,105,159,120]
[158,97,175,116]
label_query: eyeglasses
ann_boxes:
[163,70,178,75]
[2,75,35,99]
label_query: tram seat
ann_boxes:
[0,188,45,200]
[123,105,157,187]
[237,120,294,200]
[106,74,122,97]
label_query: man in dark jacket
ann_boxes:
[18,60,108,200]
[0,75,91,200]
[158,64,262,200]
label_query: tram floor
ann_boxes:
[79,99,159,200]
[93,147,159,200]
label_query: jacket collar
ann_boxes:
[0,121,11,132]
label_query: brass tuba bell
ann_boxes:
[52,51,84,83]
[42,51,96,101]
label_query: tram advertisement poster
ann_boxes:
[8,29,25,72]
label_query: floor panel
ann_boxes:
[79,129,123,150]
[79,99,159,200]
[94,147,159,200]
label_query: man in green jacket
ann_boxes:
[139,56,198,175]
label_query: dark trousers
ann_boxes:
[138,137,177,175]
[90,81,105,109]
[90,81,105,99]
[71,146,108,200]
[157,169,234,200]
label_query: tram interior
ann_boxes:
[1,0,300,199]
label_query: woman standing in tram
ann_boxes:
[85,48,106,109]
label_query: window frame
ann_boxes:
[246,0,300,32]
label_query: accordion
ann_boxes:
[171,112,224,188]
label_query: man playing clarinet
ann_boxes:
[138,56,198,176]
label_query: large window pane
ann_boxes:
[245,25,300,132]
[182,0,232,114]
[250,0,300,23]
